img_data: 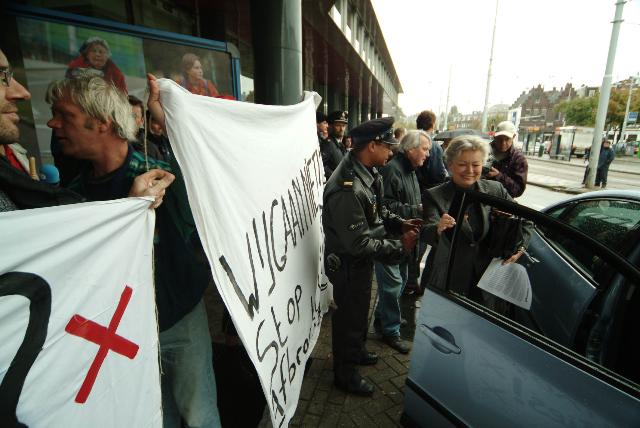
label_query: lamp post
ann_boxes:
[619,74,639,148]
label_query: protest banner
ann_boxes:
[0,198,161,427]
[158,79,331,427]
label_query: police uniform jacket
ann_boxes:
[379,152,421,220]
[323,151,406,265]
[321,135,347,179]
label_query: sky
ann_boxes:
[371,0,640,117]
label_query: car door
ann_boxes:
[403,191,640,428]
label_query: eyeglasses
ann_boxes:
[0,68,13,87]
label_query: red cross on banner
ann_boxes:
[65,285,139,404]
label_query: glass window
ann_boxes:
[330,6,341,27]
[545,199,640,262]
[13,14,234,165]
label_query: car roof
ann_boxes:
[543,189,640,212]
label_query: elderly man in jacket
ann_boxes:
[373,130,430,353]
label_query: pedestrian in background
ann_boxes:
[595,139,615,188]
[323,117,419,396]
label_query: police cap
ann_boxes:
[350,117,398,146]
[328,110,349,124]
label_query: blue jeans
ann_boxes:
[160,299,221,428]
[374,261,408,337]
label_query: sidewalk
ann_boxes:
[289,280,415,427]
[525,154,640,175]
[524,155,640,194]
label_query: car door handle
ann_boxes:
[419,324,461,355]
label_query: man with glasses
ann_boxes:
[0,48,173,212]
[322,116,419,396]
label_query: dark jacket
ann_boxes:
[598,146,615,169]
[66,146,209,331]
[422,179,530,295]
[0,155,84,211]
[321,135,347,179]
[416,141,447,191]
[490,144,528,198]
[379,152,421,219]
[323,151,406,265]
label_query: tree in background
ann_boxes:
[556,87,640,140]
[487,114,505,131]
[556,97,597,126]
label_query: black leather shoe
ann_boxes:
[383,335,411,354]
[357,351,379,366]
[335,374,374,396]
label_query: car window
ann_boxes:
[539,199,640,278]
[428,192,640,390]
[561,199,640,249]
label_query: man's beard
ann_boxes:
[0,118,20,145]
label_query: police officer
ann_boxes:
[323,116,420,396]
[321,110,348,179]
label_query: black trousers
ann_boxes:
[328,258,373,383]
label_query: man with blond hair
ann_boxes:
[46,75,221,428]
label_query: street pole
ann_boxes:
[619,74,638,146]
[443,66,452,130]
[481,0,499,132]
[586,0,626,189]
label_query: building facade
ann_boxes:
[5,0,402,162]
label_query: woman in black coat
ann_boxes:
[422,135,531,309]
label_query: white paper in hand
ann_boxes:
[477,258,532,310]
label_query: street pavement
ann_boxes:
[525,154,640,194]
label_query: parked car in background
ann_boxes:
[403,190,640,427]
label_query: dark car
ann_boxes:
[403,190,640,427]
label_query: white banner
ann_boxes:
[158,79,330,427]
[0,198,161,428]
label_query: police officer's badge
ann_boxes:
[348,221,364,231]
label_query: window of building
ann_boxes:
[7,11,236,164]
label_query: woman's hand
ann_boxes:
[436,213,456,235]
[502,248,525,265]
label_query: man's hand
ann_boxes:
[436,213,456,235]
[400,228,418,252]
[402,218,423,234]
[486,167,500,178]
[146,74,166,131]
[129,169,175,209]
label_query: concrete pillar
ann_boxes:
[250,0,302,105]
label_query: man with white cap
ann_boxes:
[486,120,528,198]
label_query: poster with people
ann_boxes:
[14,16,235,166]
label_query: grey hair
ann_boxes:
[444,135,489,164]
[398,130,430,154]
[46,76,137,141]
